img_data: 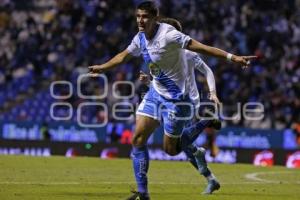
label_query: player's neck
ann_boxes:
[145,23,159,40]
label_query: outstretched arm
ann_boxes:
[89,49,133,75]
[187,39,256,67]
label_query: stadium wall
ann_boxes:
[0,139,299,168]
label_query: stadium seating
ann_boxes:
[0,0,299,130]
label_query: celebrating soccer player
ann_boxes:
[89,1,256,199]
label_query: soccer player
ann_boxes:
[138,17,221,194]
[89,2,256,199]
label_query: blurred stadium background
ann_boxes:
[0,0,300,169]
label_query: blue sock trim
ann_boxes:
[132,146,148,154]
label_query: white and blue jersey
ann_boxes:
[127,23,193,100]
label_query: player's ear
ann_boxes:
[151,14,159,22]
[156,15,163,21]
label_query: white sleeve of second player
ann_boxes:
[126,34,141,57]
[194,56,216,92]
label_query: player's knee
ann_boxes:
[131,132,146,147]
[163,136,181,156]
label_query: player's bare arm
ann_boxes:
[187,39,257,67]
[88,49,132,75]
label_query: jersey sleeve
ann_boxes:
[193,54,216,92]
[166,30,191,49]
[192,54,205,71]
[126,34,141,57]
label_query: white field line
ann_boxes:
[244,171,299,184]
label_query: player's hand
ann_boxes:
[232,55,257,69]
[209,91,221,105]
[88,65,105,77]
[139,71,150,85]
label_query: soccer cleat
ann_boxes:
[126,191,150,200]
[202,179,221,195]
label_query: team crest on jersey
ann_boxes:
[148,62,161,76]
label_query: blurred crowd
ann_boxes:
[0,0,299,130]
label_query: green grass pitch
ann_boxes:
[0,155,299,200]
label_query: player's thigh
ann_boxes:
[163,119,184,156]
[162,101,192,137]
[132,114,160,146]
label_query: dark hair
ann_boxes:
[137,1,159,17]
[159,18,182,31]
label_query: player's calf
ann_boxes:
[193,147,220,194]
